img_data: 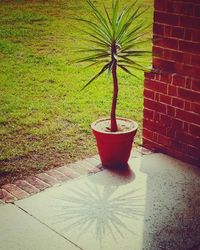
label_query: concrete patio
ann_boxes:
[0,152,200,250]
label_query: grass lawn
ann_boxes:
[0,0,153,185]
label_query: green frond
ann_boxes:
[118,64,139,78]
[87,39,110,49]
[87,0,112,38]
[76,0,152,86]
[104,5,112,26]
[112,0,120,36]
[81,62,112,90]
[77,52,111,63]
[78,48,110,53]
[84,60,110,68]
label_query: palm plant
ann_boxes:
[77,0,151,132]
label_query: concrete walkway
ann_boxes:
[0,153,200,250]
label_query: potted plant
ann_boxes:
[76,0,151,168]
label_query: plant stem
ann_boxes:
[110,42,118,132]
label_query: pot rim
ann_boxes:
[91,117,138,135]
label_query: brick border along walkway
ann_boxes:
[0,147,151,204]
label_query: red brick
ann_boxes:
[153,46,163,57]
[185,77,192,89]
[173,63,185,77]
[144,98,167,114]
[154,11,179,26]
[144,71,156,80]
[170,118,183,129]
[174,0,200,4]
[171,27,184,39]
[36,173,58,186]
[170,2,194,16]
[179,40,200,54]
[172,98,184,109]
[180,64,200,78]
[155,93,159,101]
[182,53,192,64]
[185,145,200,159]
[163,49,191,65]
[154,0,167,11]
[176,109,200,125]
[166,127,176,137]
[180,16,200,30]
[143,108,154,120]
[175,131,200,148]
[163,50,180,62]
[183,122,189,132]
[172,74,185,87]
[192,29,200,42]
[168,85,178,97]
[166,1,173,12]
[47,169,70,182]
[142,138,156,152]
[153,23,164,36]
[191,103,200,114]
[180,153,200,167]
[155,37,178,50]
[191,55,200,67]
[0,189,16,203]
[164,25,171,37]
[143,137,163,150]
[154,133,158,141]
[185,101,191,111]
[144,118,167,135]
[143,128,154,141]
[145,79,167,94]
[178,88,200,102]
[160,73,172,83]
[144,1,200,166]
[155,73,161,81]
[160,94,171,105]
[56,166,80,179]
[143,119,156,131]
[184,29,192,40]
[170,140,182,151]
[167,106,175,116]
[14,180,39,194]
[144,88,155,100]
[159,114,172,126]
[157,134,170,146]
[190,124,200,135]
[153,58,175,72]
[154,111,160,121]
[26,176,50,191]
[194,5,200,17]
[2,184,29,200]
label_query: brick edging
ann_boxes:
[0,155,102,204]
[0,147,149,204]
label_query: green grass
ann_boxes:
[0,0,153,175]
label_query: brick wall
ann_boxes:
[143,0,200,166]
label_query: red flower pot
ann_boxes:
[91,117,138,168]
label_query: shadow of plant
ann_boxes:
[51,181,145,246]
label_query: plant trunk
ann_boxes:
[110,43,118,132]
